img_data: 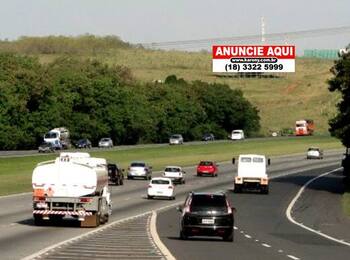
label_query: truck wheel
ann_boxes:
[120,178,124,185]
[33,214,44,226]
[234,185,241,193]
[261,186,269,194]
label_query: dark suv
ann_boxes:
[177,192,235,241]
[108,163,124,186]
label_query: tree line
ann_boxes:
[0,53,260,149]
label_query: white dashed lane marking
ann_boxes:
[236,227,301,259]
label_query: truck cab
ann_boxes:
[233,154,270,194]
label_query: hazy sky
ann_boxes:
[1,0,350,51]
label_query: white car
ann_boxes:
[169,134,184,145]
[230,130,245,140]
[98,138,113,148]
[147,177,175,200]
[127,161,152,180]
[163,166,185,184]
[306,147,323,159]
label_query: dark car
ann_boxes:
[75,138,92,149]
[177,192,235,241]
[38,142,55,153]
[202,133,215,141]
[108,163,124,185]
[197,161,218,177]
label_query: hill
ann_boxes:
[0,36,339,135]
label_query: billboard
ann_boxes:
[212,45,295,73]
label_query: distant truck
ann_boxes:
[233,154,270,194]
[43,127,71,149]
[32,152,111,227]
[295,119,314,136]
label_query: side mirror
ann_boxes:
[267,158,271,165]
[176,206,183,213]
[232,158,235,165]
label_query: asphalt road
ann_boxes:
[0,136,297,158]
[0,150,345,259]
[157,162,350,259]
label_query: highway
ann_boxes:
[0,150,348,259]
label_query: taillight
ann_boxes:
[184,205,191,213]
[33,196,46,202]
[80,198,92,203]
[168,186,173,189]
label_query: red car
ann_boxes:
[197,161,218,177]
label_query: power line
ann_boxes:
[141,25,350,50]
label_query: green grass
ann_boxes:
[0,136,342,196]
[38,51,339,136]
[343,192,350,217]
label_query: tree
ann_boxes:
[328,45,350,147]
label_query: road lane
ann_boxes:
[156,165,350,260]
[0,151,344,259]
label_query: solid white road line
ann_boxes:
[261,243,271,248]
[150,211,176,260]
[287,255,300,260]
[286,167,350,247]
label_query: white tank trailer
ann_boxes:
[32,152,111,227]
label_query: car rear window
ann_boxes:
[152,179,170,185]
[131,162,145,167]
[190,194,227,211]
[199,161,213,166]
[240,157,252,163]
[253,157,263,163]
[165,167,180,172]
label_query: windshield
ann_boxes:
[44,132,57,139]
[151,179,170,185]
[101,138,110,142]
[171,135,181,139]
[296,124,305,127]
[131,162,145,167]
[190,194,227,211]
[199,161,213,166]
[232,131,242,134]
[165,167,180,172]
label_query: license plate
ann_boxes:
[157,191,163,194]
[202,218,214,224]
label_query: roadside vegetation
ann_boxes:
[0,35,339,136]
[0,53,259,150]
[0,136,342,196]
[328,44,350,216]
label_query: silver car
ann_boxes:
[169,134,184,145]
[127,161,152,180]
[98,138,113,148]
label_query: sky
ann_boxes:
[0,0,350,52]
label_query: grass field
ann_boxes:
[0,136,342,196]
[38,50,339,136]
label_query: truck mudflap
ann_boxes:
[33,210,93,216]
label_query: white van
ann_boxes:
[230,129,245,140]
[232,154,270,194]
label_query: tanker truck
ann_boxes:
[32,152,111,227]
